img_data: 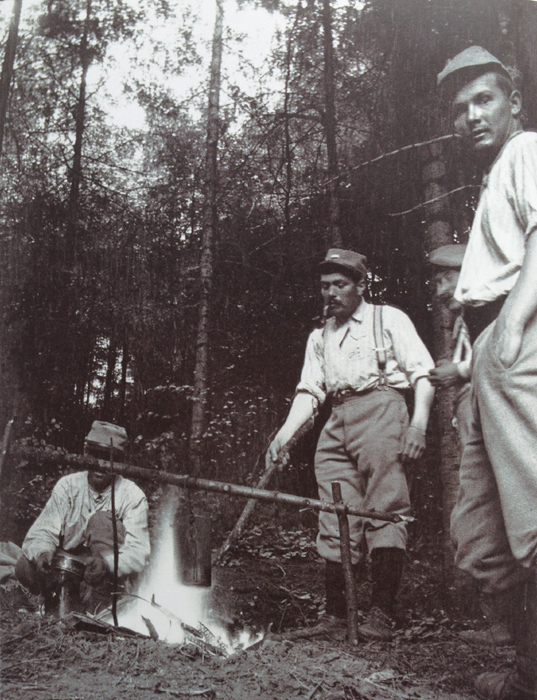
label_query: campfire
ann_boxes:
[96,497,263,655]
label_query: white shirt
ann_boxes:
[296,300,434,406]
[22,472,150,577]
[455,131,537,306]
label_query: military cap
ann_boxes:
[429,244,467,269]
[437,45,510,86]
[85,421,127,453]
[319,248,368,279]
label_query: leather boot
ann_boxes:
[475,573,537,699]
[358,547,404,642]
[460,590,514,646]
[325,560,347,619]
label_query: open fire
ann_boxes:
[98,496,263,654]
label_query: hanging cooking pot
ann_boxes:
[174,511,212,587]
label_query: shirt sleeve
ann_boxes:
[456,359,472,380]
[22,479,70,562]
[295,329,326,406]
[102,486,150,577]
[385,307,435,387]
[510,134,537,241]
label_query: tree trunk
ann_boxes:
[0,0,23,157]
[102,334,118,420]
[189,0,223,475]
[422,141,462,581]
[67,0,92,260]
[321,0,343,247]
[118,334,129,423]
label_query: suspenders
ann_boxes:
[324,304,390,393]
[373,305,389,390]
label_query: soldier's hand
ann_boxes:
[36,551,54,575]
[84,554,110,586]
[399,426,426,461]
[428,359,463,388]
[266,435,290,470]
[493,316,523,369]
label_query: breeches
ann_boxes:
[315,388,410,564]
[451,320,537,593]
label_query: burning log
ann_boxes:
[12,446,411,524]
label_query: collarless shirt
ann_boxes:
[455,131,537,307]
[22,471,150,577]
[296,300,434,406]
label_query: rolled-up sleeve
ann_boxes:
[386,308,435,387]
[295,329,327,407]
[22,482,68,562]
[510,134,537,241]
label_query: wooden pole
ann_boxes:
[331,481,358,646]
[110,442,119,627]
[212,458,280,565]
[12,446,409,525]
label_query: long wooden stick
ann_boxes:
[0,413,16,481]
[110,442,119,627]
[212,458,280,565]
[12,446,410,524]
[332,481,358,645]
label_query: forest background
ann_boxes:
[1,0,537,587]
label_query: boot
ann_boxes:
[475,573,537,699]
[310,560,361,637]
[358,547,404,642]
[459,622,513,646]
[325,560,347,620]
[460,591,513,646]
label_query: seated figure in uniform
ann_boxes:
[15,421,150,612]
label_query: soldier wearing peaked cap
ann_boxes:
[267,249,435,641]
[15,421,150,612]
[438,46,537,699]
[428,245,473,448]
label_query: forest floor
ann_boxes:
[0,521,514,700]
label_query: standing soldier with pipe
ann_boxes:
[267,249,435,640]
[438,46,537,699]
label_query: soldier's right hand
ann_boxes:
[36,551,54,575]
[266,435,290,470]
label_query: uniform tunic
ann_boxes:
[296,300,434,563]
[451,131,537,592]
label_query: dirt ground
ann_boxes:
[1,524,513,700]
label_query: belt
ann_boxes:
[329,386,378,406]
[465,296,506,344]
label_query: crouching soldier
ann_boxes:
[267,249,435,640]
[15,421,150,612]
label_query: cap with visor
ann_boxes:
[319,248,368,280]
[437,45,511,86]
[429,244,467,269]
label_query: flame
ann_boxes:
[98,496,263,653]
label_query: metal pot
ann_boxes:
[52,552,86,579]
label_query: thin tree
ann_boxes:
[0,0,23,157]
[189,0,224,474]
[321,0,342,247]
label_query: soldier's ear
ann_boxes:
[510,90,522,118]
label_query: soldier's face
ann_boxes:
[88,470,114,492]
[321,272,364,322]
[452,73,521,161]
[433,268,461,312]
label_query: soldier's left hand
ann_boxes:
[399,426,426,461]
[84,554,110,586]
[493,316,522,369]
